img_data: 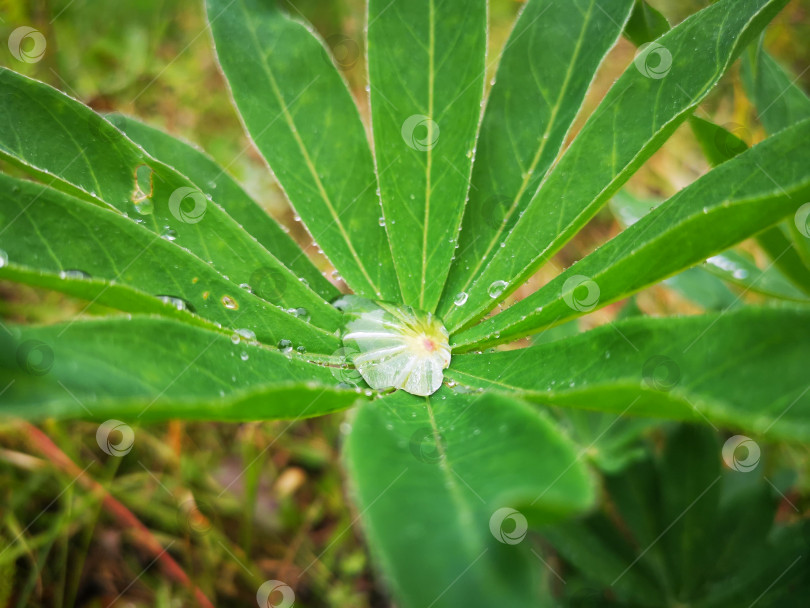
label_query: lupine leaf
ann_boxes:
[441,0,787,333]
[0,175,340,353]
[741,41,810,135]
[367,0,487,312]
[438,0,633,319]
[447,307,810,442]
[0,68,338,327]
[106,113,339,301]
[0,316,359,422]
[343,388,595,608]
[207,0,399,302]
[453,119,810,349]
[623,0,670,47]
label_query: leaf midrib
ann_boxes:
[418,0,436,310]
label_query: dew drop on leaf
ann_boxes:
[336,295,451,397]
[59,269,91,280]
[488,280,508,298]
[291,307,310,322]
[453,292,468,306]
[156,295,193,312]
[0,250,7,268]
[240,352,249,361]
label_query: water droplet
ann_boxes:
[453,291,468,306]
[378,216,386,227]
[337,295,451,397]
[59,269,91,280]
[488,280,508,298]
[160,226,177,241]
[221,295,238,310]
[291,307,309,322]
[0,250,8,268]
[240,351,249,361]
[278,339,293,353]
[156,295,193,312]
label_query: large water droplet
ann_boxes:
[337,295,451,397]
[488,280,508,298]
[453,291,468,306]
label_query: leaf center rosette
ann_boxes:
[336,296,451,397]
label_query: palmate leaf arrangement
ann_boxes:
[2,0,810,605]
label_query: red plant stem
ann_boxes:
[22,422,216,608]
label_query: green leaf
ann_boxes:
[0,263,217,330]
[657,425,722,599]
[542,513,664,605]
[550,429,802,605]
[343,388,595,608]
[106,113,339,301]
[367,0,486,312]
[688,115,749,167]
[0,316,359,422]
[688,116,810,297]
[608,190,743,309]
[741,42,810,135]
[702,251,808,302]
[553,408,658,473]
[0,175,340,353]
[207,0,399,302]
[741,41,810,292]
[438,0,633,319]
[447,307,810,442]
[623,0,670,47]
[440,0,787,333]
[755,224,810,295]
[0,68,338,327]
[453,119,810,349]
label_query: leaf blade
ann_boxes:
[438,0,634,318]
[343,388,595,608]
[0,68,339,326]
[106,113,339,301]
[442,0,788,333]
[207,0,398,301]
[0,175,340,353]
[368,0,487,311]
[0,316,358,422]
[447,307,810,442]
[453,119,810,349]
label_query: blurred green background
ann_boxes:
[0,0,808,606]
